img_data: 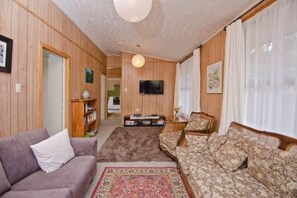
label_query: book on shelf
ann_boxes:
[84,111,96,124]
[84,104,88,113]
[92,111,96,120]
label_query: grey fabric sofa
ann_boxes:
[0,129,97,198]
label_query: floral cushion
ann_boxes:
[177,146,222,177]
[210,127,248,172]
[185,135,208,153]
[159,131,182,150]
[213,140,248,172]
[184,114,209,130]
[176,146,201,175]
[188,164,275,198]
[207,132,227,154]
[247,138,297,197]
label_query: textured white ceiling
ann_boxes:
[53,0,260,61]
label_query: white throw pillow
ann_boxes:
[30,128,75,173]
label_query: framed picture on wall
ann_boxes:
[207,61,222,93]
[85,67,94,83]
[0,35,13,73]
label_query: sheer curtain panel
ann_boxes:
[244,0,297,138]
[180,56,194,117]
[219,19,245,135]
[174,63,182,115]
[190,48,201,112]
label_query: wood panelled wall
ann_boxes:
[200,0,276,131]
[107,55,122,69]
[121,52,176,121]
[106,68,121,78]
[0,0,106,137]
[106,55,122,78]
[200,31,226,131]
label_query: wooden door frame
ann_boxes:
[37,43,71,132]
[100,73,107,120]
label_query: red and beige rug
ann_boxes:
[91,167,189,198]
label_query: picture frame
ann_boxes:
[0,35,13,73]
[85,67,94,83]
[207,61,222,93]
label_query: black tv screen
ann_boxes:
[139,80,164,95]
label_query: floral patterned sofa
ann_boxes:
[176,122,297,198]
[159,112,214,159]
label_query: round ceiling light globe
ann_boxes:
[113,0,152,23]
[132,54,145,68]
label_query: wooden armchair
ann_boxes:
[159,112,215,159]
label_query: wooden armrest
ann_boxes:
[177,130,187,147]
[160,122,187,134]
[184,129,211,134]
[185,131,211,136]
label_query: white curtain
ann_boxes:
[180,56,194,117]
[244,0,297,138]
[174,63,181,115]
[219,19,245,135]
[190,48,201,112]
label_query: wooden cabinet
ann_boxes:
[72,98,97,137]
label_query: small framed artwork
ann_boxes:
[207,61,222,93]
[0,35,13,73]
[85,67,94,83]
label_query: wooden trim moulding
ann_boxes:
[38,43,71,134]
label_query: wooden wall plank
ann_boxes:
[10,1,20,135]
[18,6,28,132]
[26,11,34,131]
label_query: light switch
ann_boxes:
[136,108,139,112]
[16,83,21,93]
[125,88,127,92]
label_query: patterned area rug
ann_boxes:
[91,167,189,198]
[97,127,173,162]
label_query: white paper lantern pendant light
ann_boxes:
[113,0,153,23]
[132,54,145,68]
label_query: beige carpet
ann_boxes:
[97,127,173,162]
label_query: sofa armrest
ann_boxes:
[160,122,187,134]
[70,138,97,157]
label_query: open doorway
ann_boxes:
[106,78,121,119]
[39,46,70,136]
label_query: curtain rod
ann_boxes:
[179,44,202,64]
[223,0,265,31]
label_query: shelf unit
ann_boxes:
[124,115,166,127]
[72,98,97,137]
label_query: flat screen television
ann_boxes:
[139,80,164,95]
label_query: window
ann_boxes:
[244,0,297,138]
